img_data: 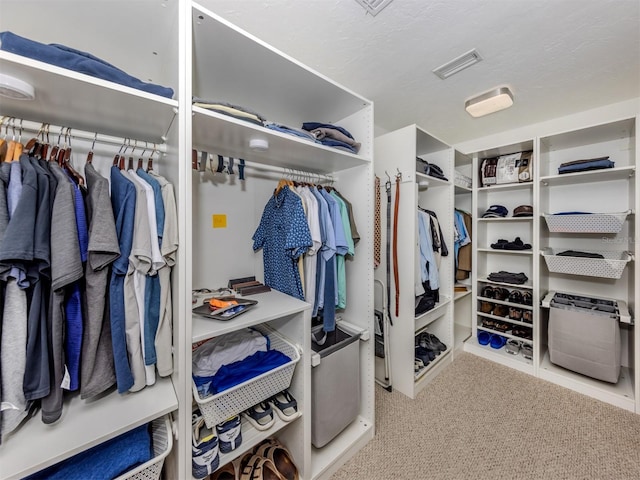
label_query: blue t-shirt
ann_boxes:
[253,187,312,300]
[109,167,137,393]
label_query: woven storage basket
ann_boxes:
[192,325,301,428]
[543,211,631,233]
[116,416,172,480]
[541,248,633,279]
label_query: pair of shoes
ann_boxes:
[415,345,434,365]
[211,451,255,480]
[415,358,424,372]
[416,331,447,353]
[477,331,506,349]
[505,340,534,360]
[243,401,275,431]
[192,410,220,479]
[217,415,243,454]
[512,327,533,341]
[270,390,299,422]
[490,237,532,250]
[507,289,533,306]
[237,438,299,480]
[481,285,510,301]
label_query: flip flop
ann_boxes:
[270,390,299,422]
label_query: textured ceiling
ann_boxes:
[199,0,640,145]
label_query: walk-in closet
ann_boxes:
[0,1,638,479]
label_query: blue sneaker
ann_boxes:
[216,415,242,453]
[192,412,219,479]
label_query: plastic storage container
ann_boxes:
[541,248,633,279]
[193,325,301,428]
[542,211,631,233]
[545,292,624,383]
[311,325,362,448]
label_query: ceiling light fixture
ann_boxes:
[465,87,514,118]
[0,74,35,100]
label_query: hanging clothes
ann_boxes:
[253,186,312,301]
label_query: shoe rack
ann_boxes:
[460,104,639,414]
[464,140,538,375]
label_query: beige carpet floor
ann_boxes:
[330,352,640,480]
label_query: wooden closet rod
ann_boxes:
[1,116,167,154]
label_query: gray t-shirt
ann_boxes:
[41,163,83,424]
[80,164,120,399]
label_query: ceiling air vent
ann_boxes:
[433,49,483,80]
[354,0,394,16]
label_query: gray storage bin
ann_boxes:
[311,326,361,448]
[548,293,621,383]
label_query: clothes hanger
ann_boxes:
[137,141,147,170]
[127,139,136,170]
[24,121,43,155]
[39,124,50,160]
[118,139,129,170]
[113,138,126,167]
[86,131,97,164]
[0,116,8,162]
[147,143,156,172]
[62,128,85,186]
[9,118,24,162]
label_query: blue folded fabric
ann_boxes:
[1,31,174,98]
[193,349,292,397]
[266,122,319,143]
[302,122,354,140]
[558,158,614,174]
[25,424,153,480]
[318,137,357,153]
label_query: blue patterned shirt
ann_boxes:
[253,187,312,300]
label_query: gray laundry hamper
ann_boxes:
[544,292,630,383]
[311,325,361,448]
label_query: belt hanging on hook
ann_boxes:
[384,171,393,326]
[393,169,401,318]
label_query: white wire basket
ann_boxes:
[541,248,633,279]
[192,325,301,428]
[116,416,173,480]
[542,210,632,233]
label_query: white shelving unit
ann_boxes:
[189,3,374,479]
[0,1,375,479]
[0,2,183,479]
[464,140,537,376]
[461,113,639,414]
[374,125,455,399]
[537,117,637,412]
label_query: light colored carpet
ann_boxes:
[331,352,640,480]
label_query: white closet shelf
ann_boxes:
[477,276,533,290]
[454,289,472,300]
[539,166,636,187]
[539,350,635,412]
[478,217,533,222]
[0,52,178,143]
[464,336,534,372]
[477,248,533,255]
[192,289,311,342]
[311,416,374,479]
[415,171,450,188]
[454,184,472,194]
[477,313,534,330]
[192,107,370,174]
[414,348,452,380]
[477,182,533,192]
[476,296,534,310]
[0,377,177,480]
[414,296,451,332]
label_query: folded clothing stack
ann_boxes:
[192,98,266,126]
[192,328,291,397]
[487,271,529,285]
[556,250,605,259]
[302,122,361,153]
[265,122,318,142]
[417,157,448,181]
[490,237,532,250]
[0,31,174,98]
[558,156,614,174]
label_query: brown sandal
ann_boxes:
[255,441,299,480]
